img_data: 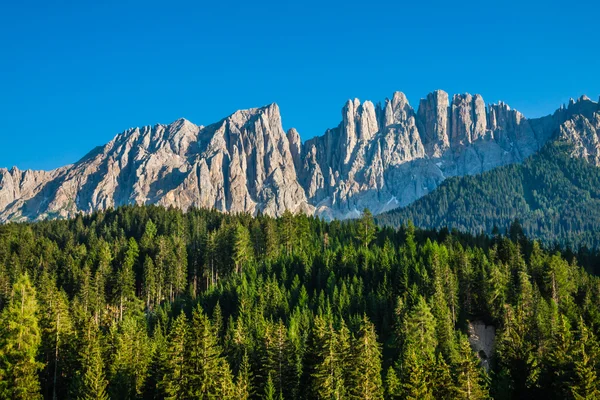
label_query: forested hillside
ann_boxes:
[1,206,600,399]
[377,141,600,248]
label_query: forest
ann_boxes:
[377,141,600,249]
[1,205,600,399]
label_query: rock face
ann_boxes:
[0,91,598,222]
[468,321,496,371]
[558,105,600,166]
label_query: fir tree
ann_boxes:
[233,223,253,275]
[571,320,600,400]
[385,366,401,399]
[77,320,109,400]
[161,313,188,399]
[455,334,488,400]
[235,350,252,400]
[0,273,43,400]
[312,316,346,399]
[185,304,234,398]
[348,315,383,400]
[356,209,376,249]
[264,372,276,400]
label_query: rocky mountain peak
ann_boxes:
[1,90,598,222]
[384,91,414,127]
[416,90,450,157]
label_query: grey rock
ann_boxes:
[0,91,598,222]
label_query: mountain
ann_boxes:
[377,110,600,247]
[0,91,598,223]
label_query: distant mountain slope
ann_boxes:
[0,91,598,223]
[377,138,600,248]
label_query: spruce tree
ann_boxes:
[312,316,346,399]
[403,295,437,360]
[385,366,401,399]
[77,320,109,400]
[356,209,376,249]
[571,320,600,400]
[455,334,488,400]
[108,316,152,399]
[432,354,456,400]
[160,313,188,399]
[235,350,252,400]
[233,223,253,275]
[143,323,168,400]
[400,348,433,400]
[264,372,276,400]
[185,304,234,398]
[349,315,383,400]
[0,273,43,400]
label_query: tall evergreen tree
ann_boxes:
[233,223,253,275]
[311,316,346,399]
[234,350,252,400]
[160,313,188,400]
[0,273,43,400]
[77,320,109,400]
[185,304,234,398]
[356,209,376,249]
[455,334,488,400]
[348,315,383,400]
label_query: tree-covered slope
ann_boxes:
[377,140,600,248]
[2,206,600,398]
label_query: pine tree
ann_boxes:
[161,313,188,399]
[263,218,280,259]
[348,315,383,400]
[264,372,276,400]
[143,256,156,310]
[403,296,437,360]
[233,223,253,275]
[431,354,456,400]
[235,350,252,400]
[312,316,346,399]
[356,209,376,249]
[400,348,433,400]
[77,320,109,400]
[143,323,168,400]
[108,316,152,399]
[115,237,138,321]
[185,304,234,398]
[571,345,600,400]
[542,313,574,397]
[0,273,43,400]
[385,366,401,399]
[571,320,600,400]
[38,273,74,400]
[455,334,488,400]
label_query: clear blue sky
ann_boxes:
[1,0,599,170]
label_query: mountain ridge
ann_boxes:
[1,90,598,223]
[376,138,600,248]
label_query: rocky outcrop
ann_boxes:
[468,321,495,371]
[0,91,597,222]
[0,104,312,222]
[558,110,600,166]
[300,91,598,219]
[417,90,450,157]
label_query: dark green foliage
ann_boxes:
[76,320,109,400]
[0,204,598,398]
[378,140,600,249]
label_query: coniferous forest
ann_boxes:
[1,205,600,399]
[377,141,600,249]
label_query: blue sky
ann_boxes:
[1,0,599,170]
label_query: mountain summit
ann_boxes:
[1,91,598,222]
